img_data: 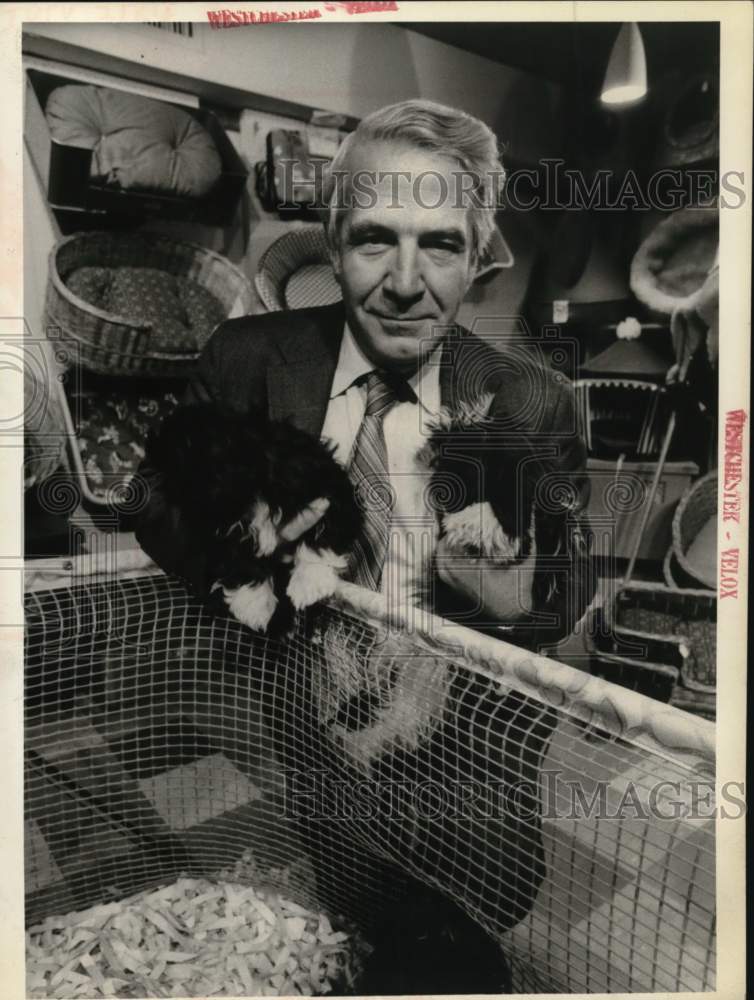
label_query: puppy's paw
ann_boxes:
[221,579,278,631]
[286,544,343,609]
[442,502,521,561]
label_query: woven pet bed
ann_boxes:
[46,232,254,378]
[255,226,341,312]
[665,471,717,590]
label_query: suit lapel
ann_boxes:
[439,327,510,414]
[266,302,343,436]
[438,326,477,412]
[267,360,337,437]
[439,335,457,411]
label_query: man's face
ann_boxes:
[331,140,476,373]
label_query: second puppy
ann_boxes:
[419,397,541,563]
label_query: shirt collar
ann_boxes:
[330,323,373,398]
[330,322,441,416]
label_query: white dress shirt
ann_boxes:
[320,324,441,613]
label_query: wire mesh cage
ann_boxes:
[25,572,716,995]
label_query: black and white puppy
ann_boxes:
[144,402,362,635]
[419,396,540,563]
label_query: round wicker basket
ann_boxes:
[45,232,255,377]
[255,225,341,313]
[670,471,717,590]
[662,547,683,588]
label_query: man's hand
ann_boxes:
[277,498,330,561]
[435,535,537,623]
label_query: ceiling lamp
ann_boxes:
[600,23,648,107]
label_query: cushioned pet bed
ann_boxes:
[46,85,222,198]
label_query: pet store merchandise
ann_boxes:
[581,310,718,719]
[41,230,254,514]
[25,70,248,224]
[581,193,721,721]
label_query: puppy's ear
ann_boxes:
[142,424,160,466]
[143,419,179,476]
[144,405,223,511]
[483,439,537,542]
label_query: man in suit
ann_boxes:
[134,99,595,987]
[136,99,594,649]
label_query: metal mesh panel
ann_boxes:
[25,573,716,994]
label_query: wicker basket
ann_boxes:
[594,580,716,714]
[670,471,717,590]
[255,225,341,312]
[45,232,254,377]
[662,546,702,590]
[589,649,679,704]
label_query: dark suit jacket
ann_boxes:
[134,302,595,651]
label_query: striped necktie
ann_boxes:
[347,370,407,590]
